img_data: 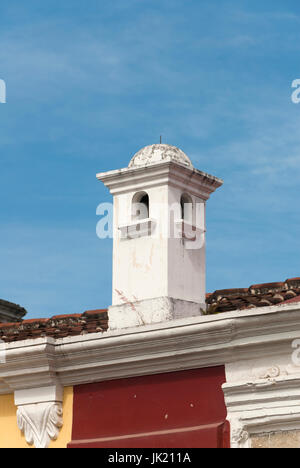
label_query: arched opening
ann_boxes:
[180,193,193,224]
[132,191,149,221]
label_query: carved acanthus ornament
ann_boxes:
[17,403,63,448]
[14,384,64,449]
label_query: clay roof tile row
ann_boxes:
[206,278,300,314]
[0,309,108,343]
[1,278,300,343]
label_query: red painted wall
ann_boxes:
[69,367,229,448]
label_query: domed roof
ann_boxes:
[128,144,193,169]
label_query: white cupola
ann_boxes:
[97,144,223,329]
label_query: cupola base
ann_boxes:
[108,297,206,330]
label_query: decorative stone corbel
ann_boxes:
[230,418,251,449]
[14,385,63,448]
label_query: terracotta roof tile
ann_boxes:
[0,309,108,343]
[206,277,300,314]
[282,295,300,304]
[2,278,300,342]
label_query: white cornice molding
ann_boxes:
[226,406,300,449]
[1,302,300,448]
[0,302,299,394]
[96,162,223,199]
[222,309,300,448]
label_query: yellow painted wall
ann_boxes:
[0,386,73,448]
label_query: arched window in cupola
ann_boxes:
[132,191,149,221]
[180,193,193,224]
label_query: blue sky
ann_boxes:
[1,0,300,319]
